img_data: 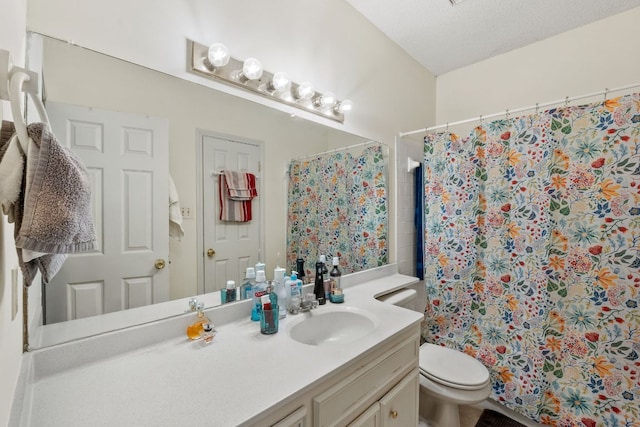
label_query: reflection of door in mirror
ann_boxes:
[200,132,262,293]
[45,102,169,324]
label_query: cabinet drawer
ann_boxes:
[314,336,417,427]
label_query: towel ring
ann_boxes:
[9,70,50,152]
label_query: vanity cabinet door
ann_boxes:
[379,372,419,427]
[271,406,307,427]
[347,403,380,427]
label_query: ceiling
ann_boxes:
[345,0,640,76]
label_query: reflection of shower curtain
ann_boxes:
[422,93,640,426]
[286,145,388,276]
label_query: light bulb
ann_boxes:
[297,82,315,100]
[242,58,263,80]
[271,72,290,92]
[317,92,336,107]
[207,43,230,68]
[335,99,353,114]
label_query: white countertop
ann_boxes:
[19,270,422,427]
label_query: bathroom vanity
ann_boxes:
[11,267,422,426]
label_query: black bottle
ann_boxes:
[314,262,327,305]
[296,258,306,284]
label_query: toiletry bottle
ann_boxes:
[186,302,211,340]
[285,272,301,313]
[225,280,236,303]
[314,262,327,305]
[242,267,256,300]
[274,267,287,319]
[319,255,330,300]
[329,256,343,303]
[251,270,268,321]
[296,258,306,284]
[200,323,216,345]
[255,249,266,274]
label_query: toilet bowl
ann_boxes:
[377,288,491,427]
[418,343,491,427]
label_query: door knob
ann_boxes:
[390,410,398,419]
[154,259,166,269]
[207,248,216,258]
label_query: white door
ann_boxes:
[201,132,262,293]
[46,102,169,323]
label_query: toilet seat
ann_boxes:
[419,343,490,391]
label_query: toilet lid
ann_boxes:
[419,343,490,390]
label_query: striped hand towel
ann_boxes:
[218,171,257,222]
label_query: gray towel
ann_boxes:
[0,122,96,286]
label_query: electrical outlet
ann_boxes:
[181,206,193,219]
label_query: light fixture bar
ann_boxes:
[189,40,347,123]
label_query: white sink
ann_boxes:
[287,306,377,346]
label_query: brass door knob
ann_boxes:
[154,259,166,269]
[390,410,398,419]
[207,248,216,258]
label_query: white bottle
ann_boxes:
[274,266,287,319]
[285,272,302,313]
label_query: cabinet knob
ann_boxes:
[390,410,398,419]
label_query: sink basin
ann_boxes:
[287,307,377,346]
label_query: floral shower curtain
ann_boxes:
[422,93,640,426]
[286,144,388,276]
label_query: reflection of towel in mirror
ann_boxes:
[218,170,257,222]
[169,174,184,240]
[0,123,97,286]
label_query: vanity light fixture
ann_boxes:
[189,40,352,123]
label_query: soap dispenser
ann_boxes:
[186,302,211,340]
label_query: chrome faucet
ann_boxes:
[298,293,319,313]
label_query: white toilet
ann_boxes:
[378,288,491,427]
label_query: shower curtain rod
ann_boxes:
[399,82,640,137]
[291,139,388,161]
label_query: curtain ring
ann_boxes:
[505,109,510,120]
[564,96,570,106]
[446,123,449,132]
[479,114,483,126]
[604,88,609,102]
[535,102,539,114]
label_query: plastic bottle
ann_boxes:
[329,257,343,303]
[285,271,302,313]
[314,261,326,305]
[296,258,306,284]
[320,255,330,300]
[255,249,266,274]
[251,270,268,321]
[242,267,256,300]
[273,267,287,319]
[225,280,236,303]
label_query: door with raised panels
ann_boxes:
[201,132,262,293]
[46,102,169,323]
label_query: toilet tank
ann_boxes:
[376,288,417,311]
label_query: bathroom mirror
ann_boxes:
[26,34,389,349]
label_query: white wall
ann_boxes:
[0,0,27,424]
[436,6,640,129]
[27,0,436,149]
